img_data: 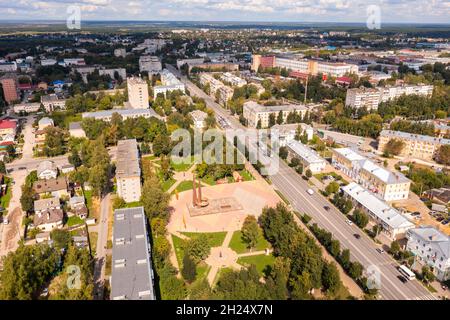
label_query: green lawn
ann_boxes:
[84,190,93,214]
[0,177,12,210]
[228,230,271,254]
[181,231,227,248]
[142,155,157,161]
[89,232,98,254]
[172,234,212,285]
[161,178,176,192]
[171,156,194,172]
[174,180,194,193]
[124,201,143,208]
[201,176,216,186]
[66,215,84,227]
[172,234,186,268]
[237,254,275,276]
[240,170,254,181]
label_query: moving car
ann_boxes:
[346,219,353,226]
[376,248,385,254]
[353,234,361,239]
[3,217,9,225]
[307,189,314,195]
[324,206,331,211]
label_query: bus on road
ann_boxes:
[399,265,416,281]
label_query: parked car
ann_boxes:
[324,206,331,211]
[442,220,450,226]
[307,189,314,195]
[354,234,361,239]
[346,219,353,226]
[3,217,9,225]
[376,248,385,254]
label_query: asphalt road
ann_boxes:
[169,64,436,300]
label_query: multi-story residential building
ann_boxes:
[220,72,247,87]
[153,69,185,98]
[116,139,142,203]
[217,85,234,106]
[0,77,18,104]
[176,58,205,70]
[41,94,66,112]
[243,101,308,128]
[406,226,450,281]
[139,55,162,74]
[189,110,208,130]
[378,130,450,161]
[13,102,41,114]
[286,141,327,173]
[99,68,127,80]
[0,62,17,72]
[114,48,127,58]
[82,108,160,122]
[332,148,411,201]
[345,87,382,110]
[199,73,223,94]
[345,84,434,110]
[253,55,358,77]
[342,182,415,240]
[111,207,156,300]
[69,122,86,138]
[127,77,149,109]
[271,123,314,146]
[62,58,85,67]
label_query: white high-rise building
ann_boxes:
[127,77,149,109]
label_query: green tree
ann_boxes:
[50,229,71,250]
[279,146,288,160]
[241,215,260,250]
[290,271,313,300]
[181,253,196,283]
[0,244,59,300]
[141,176,170,221]
[325,182,340,195]
[352,209,369,229]
[112,197,126,209]
[159,264,187,300]
[389,240,401,259]
[186,234,210,263]
[0,161,6,174]
[20,185,35,213]
[348,262,364,280]
[305,169,312,179]
[268,113,276,128]
[436,145,450,166]
[322,262,341,296]
[383,138,405,157]
[421,266,435,284]
[68,150,82,168]
[276,110,283,125]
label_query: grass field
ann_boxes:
[161,178,176,192]
[228,230,271,254]
[181,231,227,248]
[170,156,194,172]
[89,232,98,255]
[172,234,186,268]
[174,180,193,193]
[237,254,275,276]
[66,216,84,227]
[0,178,12,210]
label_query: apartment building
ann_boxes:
[13,102,41,113]
[127,76,149,109]
[189,110,208,130]
[41,94,66,112]
[345,87,381,110]
[253,55,358,77]
[82,108,160,122]
[378,130,450,161]
[220,72,247,87]
[199,73,234,106]
[139,55,162,74]
[111,207,156,300]
[153,69,185,98]
[406,226,450,281]
[0,119,17,138]
[0,62,17,72]
[99,68,127,80]
[116,139,142,203]
[271,123,314,146]
[332,147,411,201]
[0,78,18,104]
[345,84,434,110]
[243,101,308,128]
[342,183,415,240]
[287,140,327,173]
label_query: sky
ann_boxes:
[0,0,449,24]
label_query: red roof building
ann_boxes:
[0,120,17,137]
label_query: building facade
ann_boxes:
[127,77,149,109]
[378,130,450,161]
[287,140,327,173]
[406,226,450,281]
[0,78,18,104]
[332,147,411,201]
[243,101,308,128]
[116,139,142,203]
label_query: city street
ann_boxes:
[170,64,437,300]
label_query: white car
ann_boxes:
[346,219,353,226]
[307,189,314,195]
[3,217,9,225]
